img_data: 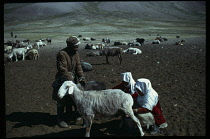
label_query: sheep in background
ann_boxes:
[77,80,106,91]
[46,38,51,44]
[128,42,141,46]
[86,51,100,57]
[34,40,44,49]
[152,40,160,44]
[85,44,96,50]
[4,46,13,53]
[136,38,145,45]
[6,52,14,62]
[123,47,142,55]
[121,42,128,45]
[102,47,123,64]
[83,37,91,42]
[8,48,27,61]
[102,38,110,46]
[175,40,185,45]
[26,49,39,60]
[81,62,92,72]
[95,43,105,49]
[58,81,144,137]
[26,45,33,50]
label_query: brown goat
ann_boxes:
[102,47,123,64]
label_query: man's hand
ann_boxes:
[79,77,86,88]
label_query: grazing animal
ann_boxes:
[155,37,164,42]
[86,51,100,56]
[85,44,92,49]
[123,47,142,55]
[80,80,106,91]
[90,38,96,41]
[136,38,145,45]
[102,38,110,46]
[9,48,27,61]
[58,81,145,137]
[102,47,123,64]
[23,39,30,45]
[175,40,185,45]
[6,40,14,46]
[162,38,168,41]
[83,37,91,41]
[26,45,33,50]
[95,43,105,49]
[18,42,28,48]
[46,38,51,44]
[114,41,122,46]
[128,42,141,46]
[34,40,44,49]
[81,62,93,72]
[4,46,13,53]
[152,40,160,44]
[121,42,128,45]
[26,49,39,60]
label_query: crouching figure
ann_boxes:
[131,78,168,134]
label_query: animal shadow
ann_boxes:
[6,112,57,128]
[31,118,141,137]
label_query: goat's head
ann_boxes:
[58,81,75,99]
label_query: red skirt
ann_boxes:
[151,101,166,126]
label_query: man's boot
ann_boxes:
[57,105,68,128]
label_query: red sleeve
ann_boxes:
[112,83,124,89]
[137,107,150,113]
[131,93,138,98]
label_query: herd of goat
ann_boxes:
[4,35,186,66]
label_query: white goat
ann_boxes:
[152,40,160,44]
[95,43,105,49]
[83,37,91,42]
[9,48,27,61]
[26,45,33,50]
[58,81,145,137]
[34,40,44,49]
[121,42,128,45]
[123,47,142,55]
[4,46,13,53]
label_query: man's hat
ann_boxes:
[66,36,81,46]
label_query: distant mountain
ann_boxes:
[4,1,205,23]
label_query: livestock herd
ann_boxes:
[4,38,51,65]
[81,35,185,65]
[4,35,186,66]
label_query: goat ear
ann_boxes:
[68,85,74,95]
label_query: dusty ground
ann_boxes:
[4,35,206,137]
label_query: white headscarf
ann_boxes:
[135,78,158,111]
[120,72,136,94]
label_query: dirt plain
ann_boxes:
[4,35,206,137]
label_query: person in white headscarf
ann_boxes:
[112,72,136,94]
[132,78,168,128]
